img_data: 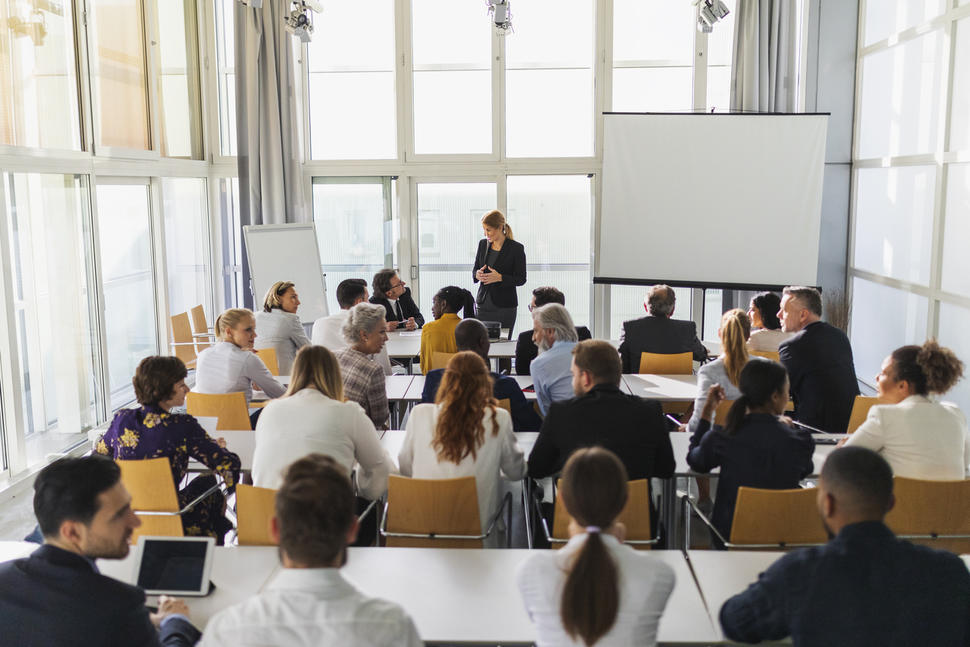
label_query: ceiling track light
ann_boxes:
[486,0,513,35]
[695,0,729,33]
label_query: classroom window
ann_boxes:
[153,0,203,158]
[861,0,946,47]
[849,278,927,389]
[937,303,970,414]
[940,163,970,298]
[949,18,970,153]
[0,0,82,150]
[214,0,236,156]
[610,285,693,342]
[306,0,396,160]
[163,178,211,318]
[705,0,736,111]
[217,177,244,307]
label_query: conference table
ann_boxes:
[405,374,636,402]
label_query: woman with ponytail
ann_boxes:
[843,340,968,479]
[474,209,527,339]
[687,360,814,547]
[419,285,476,374]
[517,447,675,646]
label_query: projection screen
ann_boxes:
[596,113,828,289]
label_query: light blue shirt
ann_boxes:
[531,340,578,416]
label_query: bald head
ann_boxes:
[817,447,894,535]
[455,319,490,361]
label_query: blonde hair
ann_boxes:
[262,281,296,312]
[481,209,514,241]
[720,308,751,387]
[286,345,344,401]
[215,308,254,341]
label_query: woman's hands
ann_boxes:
[476,265,502,284]
[700,383,727,421]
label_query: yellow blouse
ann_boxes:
[419,313,461,374]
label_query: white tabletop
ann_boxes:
[0,541,39,563]
[622,374,699,401]
[384,331,526,360]
[380,429,539,469]
[669,432,834,477]
[385,375,415,400]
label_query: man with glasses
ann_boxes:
[370,269,424,331]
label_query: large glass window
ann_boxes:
[306,0,396,160]
[862,0,946,47]
[0,0,82,150]
[3,172,98,465]
[217,178,243,306]
[96,182,156,408]
[154,0,202,158]
[937,303,970,414]
[949,18,970,153]
[214,0,236,156]
[849,278,927,388]
[610,285,692,342]
[941,163,970,298]
[163,178,210,317]
[706,0,737,111]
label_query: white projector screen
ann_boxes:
[597,113,827,289]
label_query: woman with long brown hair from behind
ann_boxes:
[516,447,676,646]
[398,351,525,547]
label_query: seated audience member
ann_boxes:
[687,361,814,545]
[0,456,200,646]
[720,446,970,645]
[517,447,675,647]
[515,287,592,376]
[96,356,240,543]
[531,304,581,416]
[618,284,708,373]
[686,309,757,435]
[335,303,391,430]
[399,352,526,546]
[252,345,393,499]
[311,278,392,375]
[369,268,424,330]
[529,340,674,485]
[422,319,542,430]
[745,291,793,352]
[199,454,422,647]
[419,285,475,374]
[253,280,311,374]
[843,341,969,479]
[778,286,859,433]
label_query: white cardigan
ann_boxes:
[254,309,311,375]
[843,394,970,480]
[252,388,394,499]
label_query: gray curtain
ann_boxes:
[729,0,799,112]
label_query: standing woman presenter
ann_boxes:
[474,210,526,340]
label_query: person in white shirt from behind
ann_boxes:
[254,281,311,375]
[842,340,970,479]
[399,351,526,547]
[252,344,394,499]
[199,454,422,647]
[517,447,675,647]
[311,278,393,375]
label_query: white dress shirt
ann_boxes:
[516,532,676,647]
[252,387,394,499]
[254,309,311,375]
[311,309,393,376]
[194,341,286,403]
[843,394,970,479]
[198,567,422,647]
[747,328,794,352]
[398,403,525,541]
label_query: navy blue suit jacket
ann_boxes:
[0,544,200,647]
[422,368,542,431]
[370,287,425,328]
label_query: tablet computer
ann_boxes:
[135,536,215,596]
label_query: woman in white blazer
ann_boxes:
[843,341,969,480]
[252,345,393,500]
[398,351,525,546]
[254,280,311,375]
[516,447,675,647]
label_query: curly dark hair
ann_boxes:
[132,356,188,405]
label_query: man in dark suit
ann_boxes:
[369,269,425,330]
[777,286,859,433]
[0,456,200,646]
[423,319,542,430]
[515,286,592,376]
[618,284,708,373]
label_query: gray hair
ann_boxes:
[532,304,578,343]
[342,302,386,345]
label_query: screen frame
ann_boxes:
[134,535,216,597]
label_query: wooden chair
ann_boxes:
[430,352,456,371]
[254,348,280,376]
[190,304,214,352]
[186,391,252,430]
[117,457,220,544]
[714,399,735,426]
[380,475,511,548]
[170,312,197,369]
[750,350,780,362]
[497,398,511,412]
[546,479,657,550]
[639,351,693,375]
[846,396,879,434]
[885,477,970,553]
[236,484,277,546]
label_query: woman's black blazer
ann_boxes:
[472,238,527,308]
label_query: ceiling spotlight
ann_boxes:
[486,0,513,35]
[285,0,321,43]
[695,0,729,33]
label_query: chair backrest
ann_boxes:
[846,396,879,434]
[552,479,654,550]
[497,398,511,412]
[236,484,278,546]
[639,351,692,375]
[186,391,252,430]
[750,350,780,362]
[190,304,211,352]
[728,487,827,549]
[116,457,183,542]
[255,348,280,376]
[714,399,735,426]
[431,352,456,371]
[885,477,970,553]
[170,312,197,367]
[385,475,482,548]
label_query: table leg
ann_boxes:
[663,477,678,550]
[522,478,534,549]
